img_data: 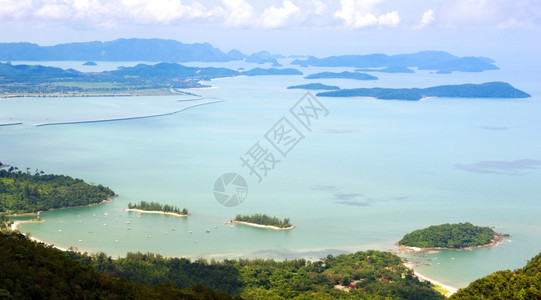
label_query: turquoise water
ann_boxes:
[1,59,540,288]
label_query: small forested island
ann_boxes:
[230,213,294,230]
[450,252,541,299]
[305,71,378,80]
[287,83,340,90]
[317,82,531,100]
[126,201,189,217]
[82,61,97,66]
[241,67,302,76]
[0,167,115,214]
[398,222,502,250]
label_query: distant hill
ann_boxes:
[292,51,499,73]
[287,83,340,90]
[317,82,531,100]
[0,38,235,62]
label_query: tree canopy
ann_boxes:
[0,168,115,214]
[234,214,292,228]
[398,223,496,249]
[450,252,541,299]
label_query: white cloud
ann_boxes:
[334,0,401,28]
[413,9,434,29]
[222,0,255,27]
[260,0,300,28]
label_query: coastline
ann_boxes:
[394,232,506,254]
[403,262,458,297]
[123,208,190,217]
[228,220,295,231]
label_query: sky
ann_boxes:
[0,0,540,57]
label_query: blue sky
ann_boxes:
[1,0,540,57]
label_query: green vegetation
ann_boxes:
[305,71,378,80]
[0,232,236,299]
[234,214,292,228]
[66,249,443,299]
[0,62,240,96]
[398,222,497,249]
[450,252,541,299]
[317,82,531,100]
[0,213,12,232]
[128,201,188,215]
[0,168,115,214]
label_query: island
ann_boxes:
[305,71,378,80]
[82,61,97,66]
[397,222,504,250]
[286,83,340,90]
[125,201,189,217]
[0,62,240,97]
[241,68,302,76]
[228,213,295,230]
[291,51,499,73]
[317,82,531,100]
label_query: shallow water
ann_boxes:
[2,58,540,288]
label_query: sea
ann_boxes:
[1,57,540,289]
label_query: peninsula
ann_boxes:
[229,214,295,230]
[125,201,189,217]
[397,222,504,250]
[0,167,115,215]
[317,82,531,100]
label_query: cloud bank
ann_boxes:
[0,0,538,30]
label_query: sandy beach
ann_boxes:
[228,220,295,231]
[124,208,190,217]
[403,262,458,297]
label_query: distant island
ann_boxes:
[126,201,189,217]
[0,62,240,97]
[287,83,340,90]
[229,214,294,230]
[397,222,504,250]
[82,61,97,66]
[305,71,377,81]
[292,51,499,73]
[317,82,531,100]
[242,68,302,76]
[354,66,415,73]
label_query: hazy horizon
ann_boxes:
[1,0,540,59]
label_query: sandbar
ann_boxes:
[228,220,295,231]
[124,208,190,217]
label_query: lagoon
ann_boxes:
[2,58,541,289]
